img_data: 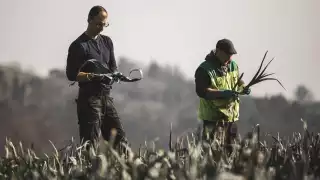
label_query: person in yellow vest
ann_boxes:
[194,39,251,151]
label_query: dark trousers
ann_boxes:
[202,120,238,154]
[76,88,127,150]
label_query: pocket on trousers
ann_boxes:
[105,96,119,119]
[77,95,103,124]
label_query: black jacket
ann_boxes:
[66,32,118,92]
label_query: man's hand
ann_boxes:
[204,88,239,100]
[76,72,113,82]
[76,72,95,82]
[241,87,251,95]
[221,90,240,99]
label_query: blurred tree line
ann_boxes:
[0,57,318,154]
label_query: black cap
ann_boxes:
[216,38,237,55]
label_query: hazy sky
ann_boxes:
[0,0,319,100]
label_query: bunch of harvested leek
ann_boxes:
[234,51,286,92]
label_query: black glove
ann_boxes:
[220,90,239,98]
[241,87,251,95]
[205,89,239,100]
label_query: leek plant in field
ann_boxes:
[1,119,319,180]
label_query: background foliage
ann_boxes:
[0,56,318,155]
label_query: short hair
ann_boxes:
[88,5,107,21]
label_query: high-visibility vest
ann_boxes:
[197,59,244,122]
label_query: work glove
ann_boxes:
[241,87,251,95]
[220,90,239,99]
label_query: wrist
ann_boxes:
[76,72,94,82]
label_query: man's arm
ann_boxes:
[66,42,100,82]
[66,42,86,81]
[195,67,238,100]
[106,36,118,73]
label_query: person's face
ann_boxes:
[88,11,109,35]
[216,49,233,64]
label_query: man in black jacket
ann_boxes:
[66,5,127,149]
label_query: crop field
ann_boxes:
[1,120,320,180]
